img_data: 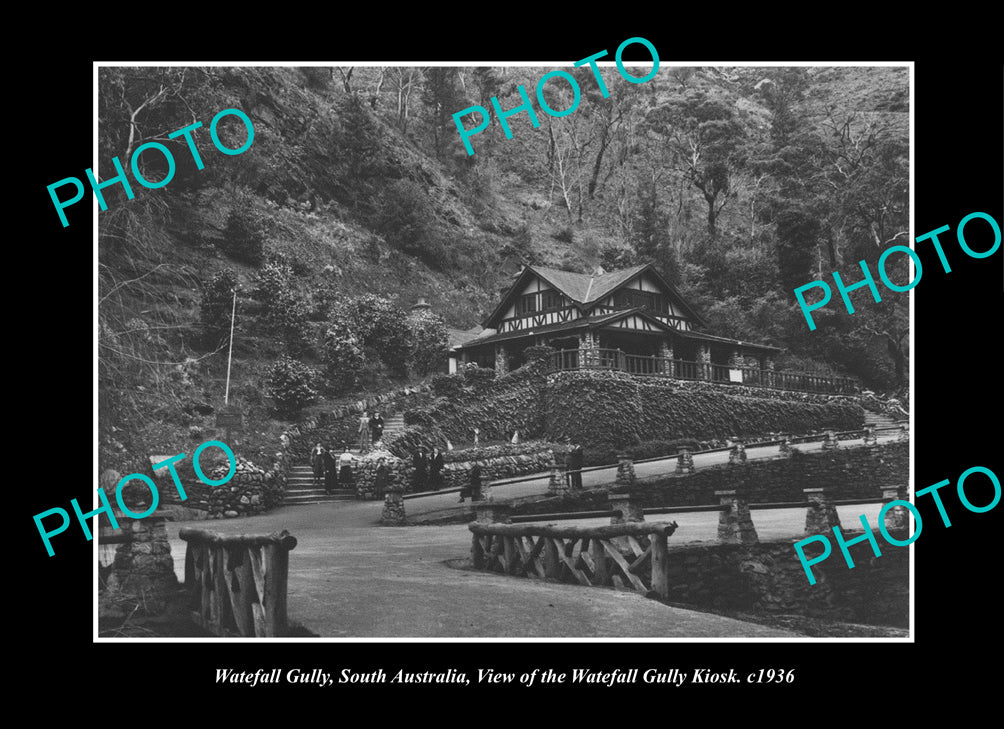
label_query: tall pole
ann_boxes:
[224,287,237,406]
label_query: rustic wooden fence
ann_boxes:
[469,521,678,597]
[180,528,298,637]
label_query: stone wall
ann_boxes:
[617,441,908,508]
[661,535,908,626]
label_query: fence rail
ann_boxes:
[180,528,297,638]
[470,521,679,597]
[546,348,857,394]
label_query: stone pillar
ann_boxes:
[580,330,598,368]
[676,447,695,474]
[609,493,644,524]
[547,452,567,496]
[381,483,406,525]
[476,472,492,503]
[716,489,758,544]
[881,484,910,533]
[494,345,508,375]
[863,424,878,446]
[615,454,636,486]
[779,434,793,457]
[105,512,177,614]
[728,439,747,465]
[697,344,712,380]
[822,429,839,450]
[475,502,511,524]
[659,340,674,376]
[804,487,840,536]
[764,356,776,388]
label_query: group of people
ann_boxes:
[310,443,356,494]
[410,447,445,491]
[357,411,385,453]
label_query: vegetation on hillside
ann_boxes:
[97,65,908,473]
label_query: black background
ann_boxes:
[23,21,1001,712]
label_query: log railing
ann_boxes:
[180,528,298,638]
[546,348,857,395]
[469,521,678,598]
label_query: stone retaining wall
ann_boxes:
[662,535,908,626]
[618,441,907,507]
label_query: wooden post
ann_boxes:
[503,536,517,574]
[651,532,669,599]
[543,538,560,579]
[589,538,609,585]
[471,534,485,569]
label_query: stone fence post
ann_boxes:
[616,454,636,486]
[728,439,747,465]
[608,493,644,525]
[863,424,878,446]
[822,429,839,450]
[676,447,695,474]
[881,483,911,532]
[475,503,512,524]
[804,487,840,535]
[381,482,406,525]
[779,435,793,457]
[716,489,758,545]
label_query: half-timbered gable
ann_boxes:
[451,262,780,379]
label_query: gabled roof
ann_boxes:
[482,262,708,329]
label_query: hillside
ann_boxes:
[96,64,908,474]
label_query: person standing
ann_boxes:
[460,463,482,504]
[311,442,325,487]
[412,448,428,491]
[369,411,385,446]
[358,411,371,453]
[569,444,584,491]
[374,458,388,499]
[339,445,354,489]
[429,447,444,489]
[323,447,338,494]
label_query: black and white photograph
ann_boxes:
[89,60,913,642]
[21,30,1001,708]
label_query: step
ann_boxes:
[283,494,357,504]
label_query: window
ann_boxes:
[519,293,537,315]
[541,289,563,311]
[613,290,656,310]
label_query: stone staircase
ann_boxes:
[863,410,901,431]
[283,464,356,505]
[381,412,405,440]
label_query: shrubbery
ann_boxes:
[408,311,449,376]
[265,356,318,417]
[252,257,311,353]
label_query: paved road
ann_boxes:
[406,433,901,516]
[165,496,883,638]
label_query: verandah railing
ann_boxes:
[546,348,857,395]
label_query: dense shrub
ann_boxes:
[322,322,365,393]
[403,406,436,427]
[462,365,495,389]
[408,311,450,376]
[252,259,311,353]
[265,356,318,417]
[431,373,464,398]
[328,294,410,376]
